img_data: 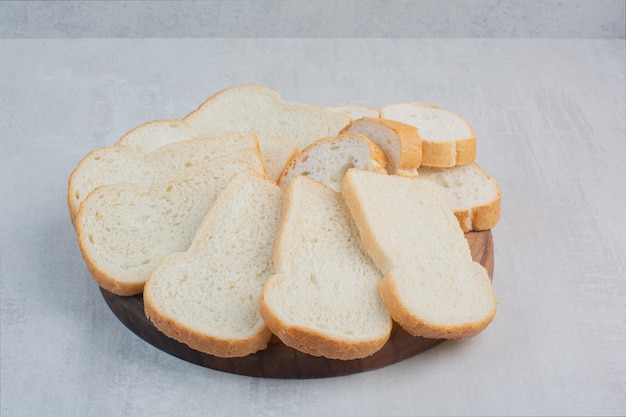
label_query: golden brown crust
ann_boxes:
[343,117,422,173]
[378,272,496,339]
[420,140,457,167]
[452,164,502,232]
[375,118,423,170]
[381,102,476,168]
[144,287,272,358]
[454,137,477,166]
[472,194,501,231]
[258,278,391,360]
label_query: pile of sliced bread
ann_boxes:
[69,84,500,360]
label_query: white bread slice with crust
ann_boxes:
[340,169,497,339]
[117,119,196,153]
[184,84,351,151]
[277,132,388,192]
[68,133,261,223]
[380,103,476,168]
[342,117,422,176]
[418,163,501,232]
[326,104,380,119]
[144,170,283,358]
[259,176,392,360]
[75,149,266,296]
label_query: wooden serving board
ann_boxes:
[101,230,494,379]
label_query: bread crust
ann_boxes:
[376,118,422,172]
[453,188,501,233]
[342,117,422,175]
[381,102,476,168]
[276,132,388,190]
[378,272,496,339]
[431,163,502,232]
[144,287,273,358]
[259,279,391,360]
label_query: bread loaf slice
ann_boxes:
[380,103,475,167]
[259,176,392,360]
[68,133,261,222]
[342,117,422,176]
[326,104,380,119]
[184,84,350,151]
[75,149,266,296]
[144,170,283,358]
[341,169,497,339]
[277,132,388,192]
[418,163,501,232]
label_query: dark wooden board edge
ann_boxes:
[100,230,494,379]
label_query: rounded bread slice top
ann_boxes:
[380,102,476,167]
[277,132,388,192]
[342,117,422,176]
[184,84,351,151]
[418,163,501,232]
[117,119,196,153]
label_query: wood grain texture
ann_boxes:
[100,230,494,378]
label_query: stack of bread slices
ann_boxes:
[69,84,500,360]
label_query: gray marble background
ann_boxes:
[1,0,625,39]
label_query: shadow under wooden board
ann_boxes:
[100,230,494,379]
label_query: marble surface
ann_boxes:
[1,38,625,416]
[1,0,625,39]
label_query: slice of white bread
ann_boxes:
[184,84,351,151]
[277,132,388,192]
[342,117,422,176]
[75,149,266,296]
[259,176,392,360]
[380,103,476,168]
[418,163,501,232]
[117,119,196,153]
[68,133,261,222]
[144,170,283,358]
[340,169,497,339]
[326,104,380,119]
